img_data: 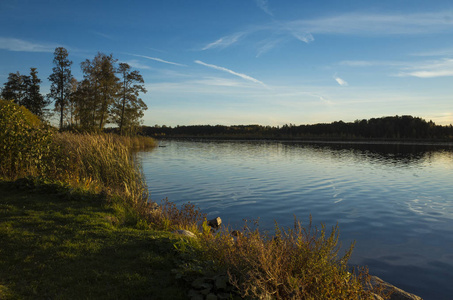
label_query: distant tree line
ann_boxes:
[142,116,453,141]
[1,47,147,135]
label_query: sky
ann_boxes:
[1,0,453,126]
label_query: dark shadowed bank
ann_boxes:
[0,180,188,299]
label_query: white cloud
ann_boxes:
[289,11,453,36]
[397,58,453,78]
[400,70,453,78]
[289,31,314,43]
[91,31,115,40]
[334,76,348,86]
[130,54,186,67]
[412,47,453,57]
[192,77,253,87]
[254,0,273,16]
[202,32,248,50]
[194,60,267,87]
[0,37,57,52]
[256,38,285,57]
[202,11,453,56]
[339,60,376,67]
[123,59,150,70]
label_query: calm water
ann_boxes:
[138,140,453,300]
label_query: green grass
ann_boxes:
[0,181,189,300]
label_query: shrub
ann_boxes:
[199,217,384,300]
[141,198,206,233]
[0,100,54,179]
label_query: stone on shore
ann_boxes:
[207,217,222,228]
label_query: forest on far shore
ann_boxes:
[137,115,453,141]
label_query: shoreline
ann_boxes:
[0,180,423,300]
[155,136,453,147]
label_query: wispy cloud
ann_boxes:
[202,11,453,56]
[334,75,348,86]
[256,37,285,57]
[339,57,453,79]
[194,60,267,87]
[91,31,115,40]
[411,47,453,57]
[289,11,453,36]
[0,37,57,52]
[192,77,254,88]
[397,58,453,78]
[202,32,248,50]
[339,60,376,67]
[147,47,166,53]
[123,59,150,70]
[129,54,186,67]
[254,0,273,16]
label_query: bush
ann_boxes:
[141,198,206,232]
[199,217,383,300]
[0,100,54,179]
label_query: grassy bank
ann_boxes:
[0,180,188,299]
[0,100,388,299]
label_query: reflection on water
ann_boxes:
[138,140,453,300]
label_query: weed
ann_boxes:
[141,198,206,233]
[198,217,386,300]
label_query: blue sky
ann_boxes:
[1,0,453,126]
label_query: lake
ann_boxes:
[138,140,453,300]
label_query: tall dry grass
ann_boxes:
[140,198,206,233]
[49,132,149,203]
[115,135,158,150]
[197,218,385,300]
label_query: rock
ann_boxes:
[172,229,197,238]
[215,275,229,290]
[217,293,234,300]
[207,217,222,228]
[191,277,207,289]
[190,294,204,300]
[188,289,203,300]
[206,293,218,300]
[200,288,212,295]
[191,277,212,290]
[370,276,423,300]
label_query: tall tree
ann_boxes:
[113,63,147,135]
[67,77,78,126]
[25,68,49,118]
[1,71,28,105]
[48,47,73,129]
[80,52,119,129]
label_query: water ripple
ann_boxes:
[139,140,453,300]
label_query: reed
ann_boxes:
[50,132,149,203]
[140,198,206,233]
[114,134,158,150]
